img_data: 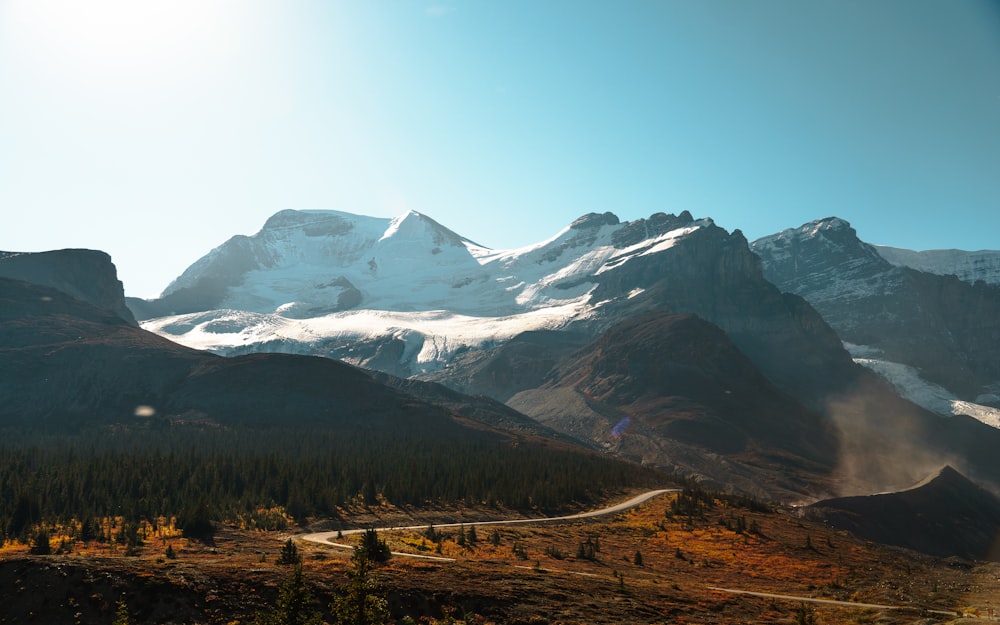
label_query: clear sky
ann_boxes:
[2,1,998,298]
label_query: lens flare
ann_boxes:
[611,417,631,440]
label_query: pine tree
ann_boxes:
[359,528,391,564]
[112,598,131,625]
[333,544,390,625]
[633,550,643,566]
[278,538,301,565]
[29,526,51,555]
[256,564,324,625]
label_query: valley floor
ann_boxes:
[2,490,997,624]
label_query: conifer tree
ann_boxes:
[112,598,131,625]
[278,538,301,565]
[333,542,390,625]
[256,564,324,625]
[29,526,51,555]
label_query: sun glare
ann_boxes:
[2,0,238,86]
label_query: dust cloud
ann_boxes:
[827,378,963,497]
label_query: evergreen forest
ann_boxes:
[0,420,663,540]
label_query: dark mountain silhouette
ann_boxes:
[806,466,1000,561]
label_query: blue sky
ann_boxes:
[1,1,998,297]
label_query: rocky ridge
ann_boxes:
[876,245,1000,286]
[752,218,1000,413]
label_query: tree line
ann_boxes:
[0,422,663,539]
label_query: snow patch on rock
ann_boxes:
[848,344,1000,429]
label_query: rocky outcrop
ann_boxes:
[0,249,136,324]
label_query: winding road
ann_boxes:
[298,488,677,561]
[297,489,973,617]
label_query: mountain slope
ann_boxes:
[509,313,837,498]
[806,466,1000,560]
[752,218,1000,411]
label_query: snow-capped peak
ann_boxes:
[141,209,721,374]
[378,209,471,249]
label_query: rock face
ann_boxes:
[752,218,1000,403]
[0,249,136,325]
[508,313,837,498]
[580,223,857,407]
[806,466,1000,560]
[876,245,1000,286]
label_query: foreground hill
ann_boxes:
[2,488,996,624]
[0,276,468,432]
[806,466,1000,561]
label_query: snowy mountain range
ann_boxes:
[133,210,1000,435]
[134,209,712,376]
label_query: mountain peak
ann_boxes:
[910,464,967,491]
[570,212,620,230]
[813,216,853,231]
[379,209,471,248]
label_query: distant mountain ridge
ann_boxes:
[875,245,1000,286]
[0,274,590,450]
[752,218,1000,426]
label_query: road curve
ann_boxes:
[299,488,676,560]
